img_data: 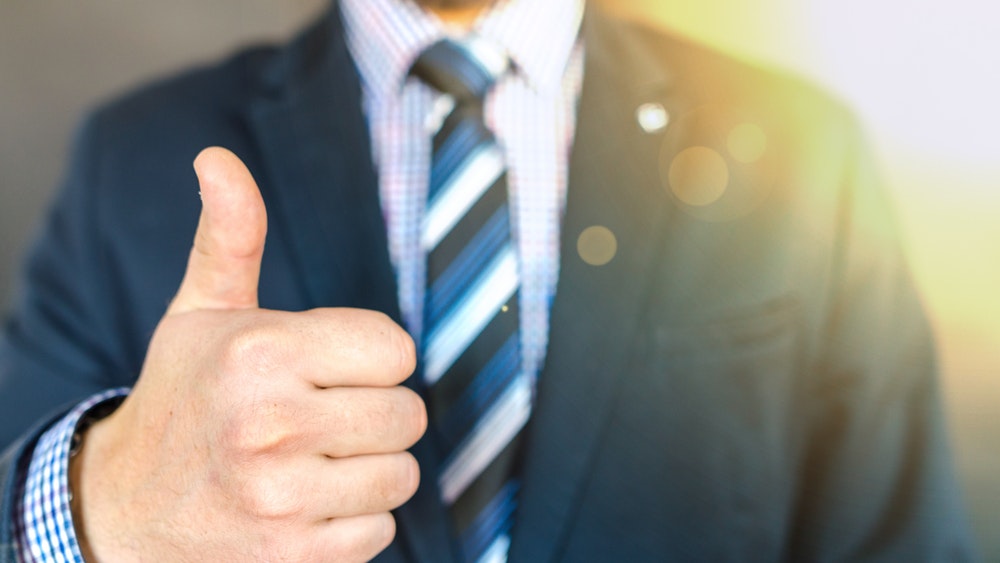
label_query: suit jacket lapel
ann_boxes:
[246,7,455,562]
[247,11,398,316]
[510,8,678,561]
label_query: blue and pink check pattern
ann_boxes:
[16,388,129,563]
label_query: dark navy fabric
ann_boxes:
[0,3,979,561]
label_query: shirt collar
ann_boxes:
[478,0,584,93]
[339,0,585,101]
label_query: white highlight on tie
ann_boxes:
[424,94,456,134]
[478,533,511,563]
[422,144,505,251]
[439,373,532,504]
[461,34,509,80]
[423,246,518,385]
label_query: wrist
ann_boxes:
[18,389,128,563]
[69,398,126,562]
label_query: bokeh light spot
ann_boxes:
[727,123,767,163]
[668,146,729,207]
[636,102,670,134]
[577,225,618,266]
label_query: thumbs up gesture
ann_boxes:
[71,148,426,562]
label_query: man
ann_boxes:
[0,0,978,561]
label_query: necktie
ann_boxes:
[413,38,528,563]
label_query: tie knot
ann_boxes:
[411,37,508,102]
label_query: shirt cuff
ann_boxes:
[15,388,130,563]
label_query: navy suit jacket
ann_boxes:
[0,4,978,561]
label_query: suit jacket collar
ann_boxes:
[245,4,677,561]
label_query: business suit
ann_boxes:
[0,2,976,561]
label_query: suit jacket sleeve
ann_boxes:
[787,114,977,560]
[0,115,141,548]
[1,115,141,448]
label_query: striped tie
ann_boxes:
[413,38,528,563]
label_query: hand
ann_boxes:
[70,147,426,562]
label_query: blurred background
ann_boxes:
[1,0,996,557]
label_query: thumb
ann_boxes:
[167,147,267,315]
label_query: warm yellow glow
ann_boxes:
[668,146,729,207]
[727,123,768,164]
[603,0,1000,356]
[800,0,1000,345]
[602,0,999,555]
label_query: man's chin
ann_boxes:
[413,0,495,10]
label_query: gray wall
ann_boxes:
[0,0,327,308]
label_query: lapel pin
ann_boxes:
[636,102,669,134]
